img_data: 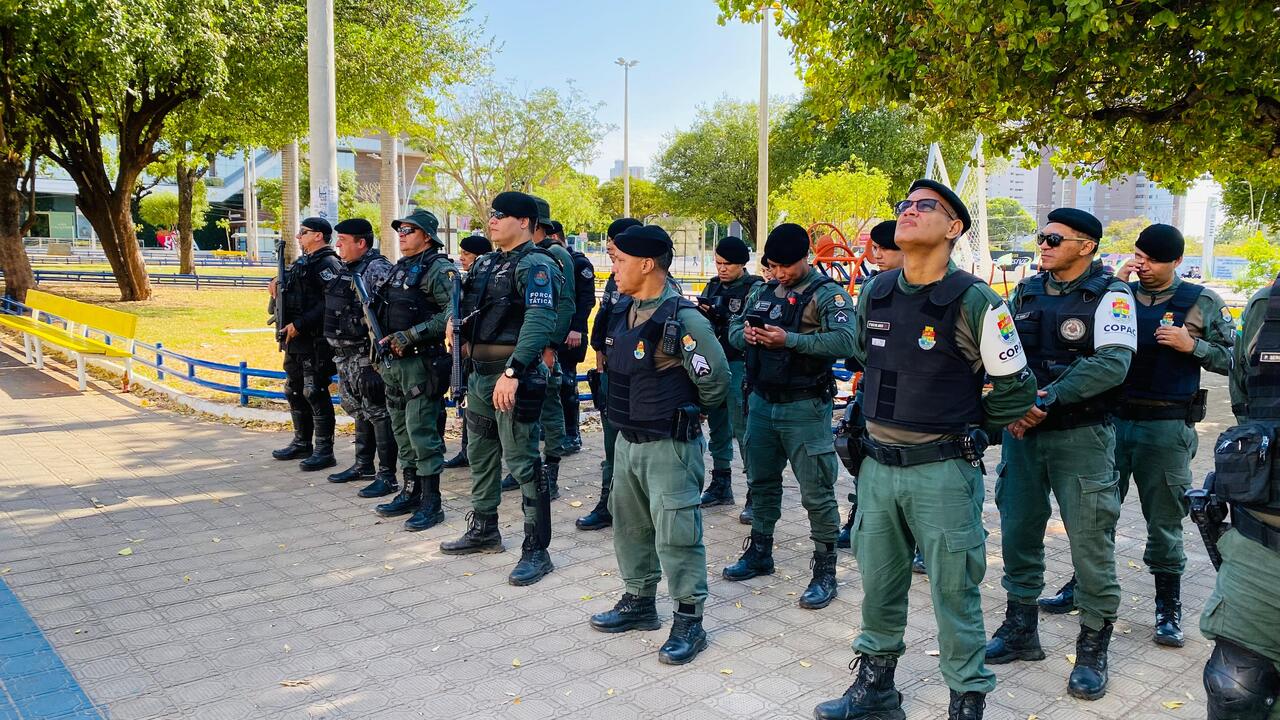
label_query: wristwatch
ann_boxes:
[503,367,518,378]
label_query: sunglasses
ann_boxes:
[396,226,420,236]
[489,210,510,220]
[893,198,955,220]
[1036,232,1091,248]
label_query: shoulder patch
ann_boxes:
[319,269,336,282]
[1094,289,1138,351]
[833,310,849,324]
[691,353,711,377]
[581,267,594,279]
[681,334,697,352]
[833,294,846,308]
[1221,306,1234,323]
[980,303,1027,375]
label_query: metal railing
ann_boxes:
[15,269,271,288]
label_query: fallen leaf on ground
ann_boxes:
[720,668,733,675]
[1128,560,1140,569]
[799,660,812,668]
[462,572,474,577]
[1066,653,1076,664]
[73,629,84,635]
[600,571,611,576]
[926,650,940,656]
[383,564,393,571]
[1028,715,1038,720]
[569,501,583,508]
[606,688,615,696]
[0,568,10,575]
[734,602,742,609]
[511,697,521,704]
[117,548,133,556]
[183,576,191,583]
[283,644,291,653]
[279,680,310,687]
[512,658,521,668]
[90,498,105,508]
[581,595,593,601]
[1162,701,1185,710]
[278,544,286,550]
[211,538,221,543]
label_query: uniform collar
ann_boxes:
[1133,274,1179,301]
[1047,260,1104,294]
[895,260,959,295]
[634,284,679,311]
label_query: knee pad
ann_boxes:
[1205,639,1280,720]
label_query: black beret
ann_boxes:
[460,234,492,255]
[907,179,971,233]
[1046,207,1103,241]
[333,218,373,237]
[869,220,898,250]
[608,217,642,240]
[300,216,332,238]
[492,191,539,221]
[391,209,441,245]
[614,224,672,259]
[1135,223,1184,263]
[763,223,811,265]
[714,236,750,265]
[549,220,564,237]
[531,195,553,228]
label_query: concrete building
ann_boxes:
[608,159,645,181]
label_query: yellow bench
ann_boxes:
[0,289,137,391]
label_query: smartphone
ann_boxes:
[745,314,765,328]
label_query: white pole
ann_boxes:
[756,13,769,248]
[616,58,638,218]
[307,0,339,223]
[282,141,300,263]
[244,149,259,262]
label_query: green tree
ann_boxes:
[1233,231,1280,297]
[138,182,209,231]
[719,1,1280,188]
[770,165,892,240]
[415,80,609,224]
[1221,179,1279,231]
[257,167,359,231]
[597,177,674,222]
[987,197,1037,251]
[533,170,606,234]
[1101,216,1153,255]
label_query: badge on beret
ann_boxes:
[1160,312,1175,327]
[729,298,742,313]
[320,269,336,281]
[918,326,936,350]
[682,334,696,352]
[769,304,783,320]
[691,354,711,377]
[634,341,646,360]
[1060,317,1088,341]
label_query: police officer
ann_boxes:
[722,223,856,611]
[443,234,494,470]
[270,217,343,471]
[577,217,644,531]
[551,220,596,454]
[696,236,762,508]
[1201,274,1280,720]
[442,191,563,587]
[323,218,398,498]
[986,208,1135,701]
[586,224,729,665]
[366,209,455,532]
[1039,223,1234,646]
[815,179,1036,720]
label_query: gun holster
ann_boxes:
[586,369,605,412]
[513,367,548,423]
[670,404,703,442]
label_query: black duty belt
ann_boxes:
[1031,404,1108,433]
[860,436,968,468]
[468,358,509,376]
[752,385,827,405]
[620,429,668,444]
[1232,506,1280,553]
[1113,401,1192,422]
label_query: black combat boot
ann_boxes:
[700,468,734,507]
[374,468,419,517]
[800,548,839,609]
[836,492,857,549]
[508,524,554,586]
[1038,575,1076,614]
[576,485,612,530]
[562,384,582,454]
[443,423,469,468]
[440,511,503,555]
[911,546,927,575]
[299,413,337,471]
[589,593,661,633]
[1153,572,1184,647]
[544,457,561,500]
[328,418,374,482]
[272,410,313,460]
[358,416,399,497]
[738,489,754,524]
[1067,622,1114,700]
[658,609,707,665]
[405,474,444,531]
[985,600,1046,664]
[948,690,986,720]
[723,532,775,581]
[501,472,519,492]
[813,654,906,720]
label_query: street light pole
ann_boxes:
[307,0,339,222]
[615,58,638,218]
[756,12,769,248]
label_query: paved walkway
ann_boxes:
[0,345,1222,719]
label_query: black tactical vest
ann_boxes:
[862,270,985,434]
[1122,281,1204,403]
[1013,270,1114,388]
[744,275,838,395]
[282,245,340,322]
[377,251,450,349]
[699,274,761,361]
[604,296,699,439]
[467,244,556,346]
[324,251,387,342]
[1244,277,1280,420]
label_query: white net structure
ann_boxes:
[925,136,991,280]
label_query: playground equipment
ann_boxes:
[808,222,872,296]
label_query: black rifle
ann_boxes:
[1187,471,1229,571]
[352,271,392,369]
[449,269,465,417]
[270,239,286,350]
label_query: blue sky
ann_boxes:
[469,0,804,181]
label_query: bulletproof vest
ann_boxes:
[862,270,985,434]
[1244,276,1280,420]
[1013,270,1114,388]
[282,245,340,322]
[468,244,556,345]
[604,296,699,438]
[324,252,385,342]
[699,274,761,361]
[1121,281,1204,403]
[377,250,449,345]
[744,275,838,394]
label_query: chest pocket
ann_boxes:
[1014,310,1041,351]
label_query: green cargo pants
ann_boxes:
[743,393,840,549]
[466,368,545,524]
[1114,417,1195,575]
[600,371,618,490]
[707,360,747,472]
[382,355,445,477]
[539,359,569,459]
[1201,526,1280,694]
[997,423,1122,630]
[852,456,996,694]
[608,434,709,614]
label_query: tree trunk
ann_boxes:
[78,189,152,301]
[0,158,35,303]
[379,132,400,261]
[176,155,196,274]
